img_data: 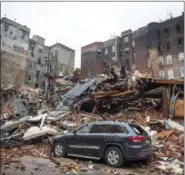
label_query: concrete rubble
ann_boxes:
[1,67,184,175]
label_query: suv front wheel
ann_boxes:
[104,146,124,168]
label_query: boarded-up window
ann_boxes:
[166,55,172,65]
[168,69,174,79]
[179,52,184,61]
[180,67,184,77]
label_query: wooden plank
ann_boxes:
[175,99,184,117]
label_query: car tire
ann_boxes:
[53,142,66,157]
[104,146,124,168]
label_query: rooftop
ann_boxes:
[50,43,75,53]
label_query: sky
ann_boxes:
[1,2,184,68]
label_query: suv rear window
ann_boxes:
[129,124,148,137]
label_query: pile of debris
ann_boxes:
[0,67,184,175]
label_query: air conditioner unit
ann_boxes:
[179,53,184,61]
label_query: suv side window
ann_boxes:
[76,124,91,134]
[108,125,124,133]
[90,124,108,133]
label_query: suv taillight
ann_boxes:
[128,136,144,143]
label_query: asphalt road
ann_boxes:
[1,156,159,175]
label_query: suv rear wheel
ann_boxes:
[105,146,124,168]
[53,142,66,157]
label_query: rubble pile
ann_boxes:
[0,67,184,174]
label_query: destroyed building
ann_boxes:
[27,35,47,89]
[27,36,75,89]
[1,17,75,88]
[81,13,184,80]
[1,17,30,87]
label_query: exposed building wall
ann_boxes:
[27,37,46,88]
[133,26,150,74]
[1,17,30,87]
[49,43,75,76]
[81,39,120,78]
[120,29,134,72]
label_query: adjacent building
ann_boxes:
[1,17,75,89]
[81,37,120,77]
[81,13,184,80]
[1,17,30,87]
[27,37,75,89]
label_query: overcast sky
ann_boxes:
[1,2,184,68]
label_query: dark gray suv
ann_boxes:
[52,121,153,168]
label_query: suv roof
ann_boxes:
[87,121,129,125]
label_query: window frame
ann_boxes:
[112,45,115,52]
[104,48,108,55]
[28,74,32,82]
[124,36,129,43]
[107,124,125,134]
[179,52,184,61]
[158,56,164,65]
[90,124,108,134]
[166,55,173,65]
[159,71,165,79]
[76,124,92,135]
[180,67,184,78]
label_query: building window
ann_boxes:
[28,74,32,81]
[159,71,165,79]
[166,55,172,65]
[124,47,129,56]
[44,65,48,72]
[156,29,160,38]
[38,48,42,53]
[52,64,55,70]
[179,52,184,61]
[168,69,174,79]
[166,41,170,50]
[180,67,184,78]
[35,83,39,88]
[28,62,33,68]
[36,71,40,77]
[124,36,129,43]
[178,38,182,48]
[4,22,9,32]
[132,40,135,47]
[157,43,162,52]
[97,48,102,56]
[50,65,52,72]
[164,28,169,37]
[104,48,108,55]
[176,24,181,34]
[44,56,48,60]
[112,56,116,61]
[38,57,41,64]
[112,46,115,52]
[158,57,163,65]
